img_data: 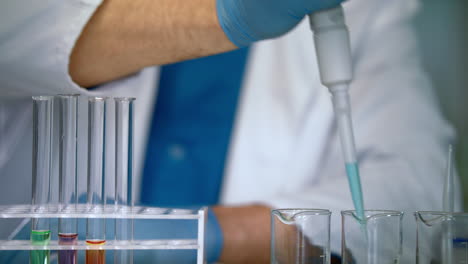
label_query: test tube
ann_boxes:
[442,145,455,264]
[31,96,53,264]
[114,97,135,264]
[86,97,107,264]
[58,95,79,264]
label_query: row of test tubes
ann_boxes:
[31,95,135,264]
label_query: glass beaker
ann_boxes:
[341,210,403,264]
[415,211,468,264]
[271,209,331,264]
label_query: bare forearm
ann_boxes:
[212,205,271,264]
[69,0,236,87]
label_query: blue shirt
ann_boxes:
[141,48,250,207]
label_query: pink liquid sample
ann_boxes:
[58,233,78,264]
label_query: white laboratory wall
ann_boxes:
[413,0,468,208]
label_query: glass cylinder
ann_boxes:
[341,210,403,264]
[114,97,135,264]
[58,95,79,264]
[271,209,331,264]
[32,96,53,226]
[415,211,468,264]
[31,96,53,264]
[87,97,107,264]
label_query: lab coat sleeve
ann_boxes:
[0,0,103,96]
[266,0,459,257]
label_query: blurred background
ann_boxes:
[0,0,465,211]
[413,0,468,209]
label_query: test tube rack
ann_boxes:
[0,204,207,263]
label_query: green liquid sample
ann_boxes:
[345,163,365,220]
[30,230,51,264]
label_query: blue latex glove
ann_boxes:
[217,0,345,47]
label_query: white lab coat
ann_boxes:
[0,0,460,261]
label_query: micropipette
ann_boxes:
[309,6,365,220]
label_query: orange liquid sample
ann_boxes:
[86,240,106,264]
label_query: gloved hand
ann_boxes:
[217,0,345,47]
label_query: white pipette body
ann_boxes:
[309,6,353,89]
[309,6,355,163]
[309,6,365,219]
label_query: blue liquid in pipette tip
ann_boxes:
[345,162,365,221]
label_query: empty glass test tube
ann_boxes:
[271,209,331,264]
[86,97,107,264]
[58,95,79,264]
[31,96,53,264]
[114,98,135,264]
[342,210,403,264]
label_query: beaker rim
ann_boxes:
[32,95,54,101]
[341,209,403,218]
[114,97,136,101]
[414,211,468,216]
[57,94,80,98]
[88,96,108,101]
[271,208,331,215]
